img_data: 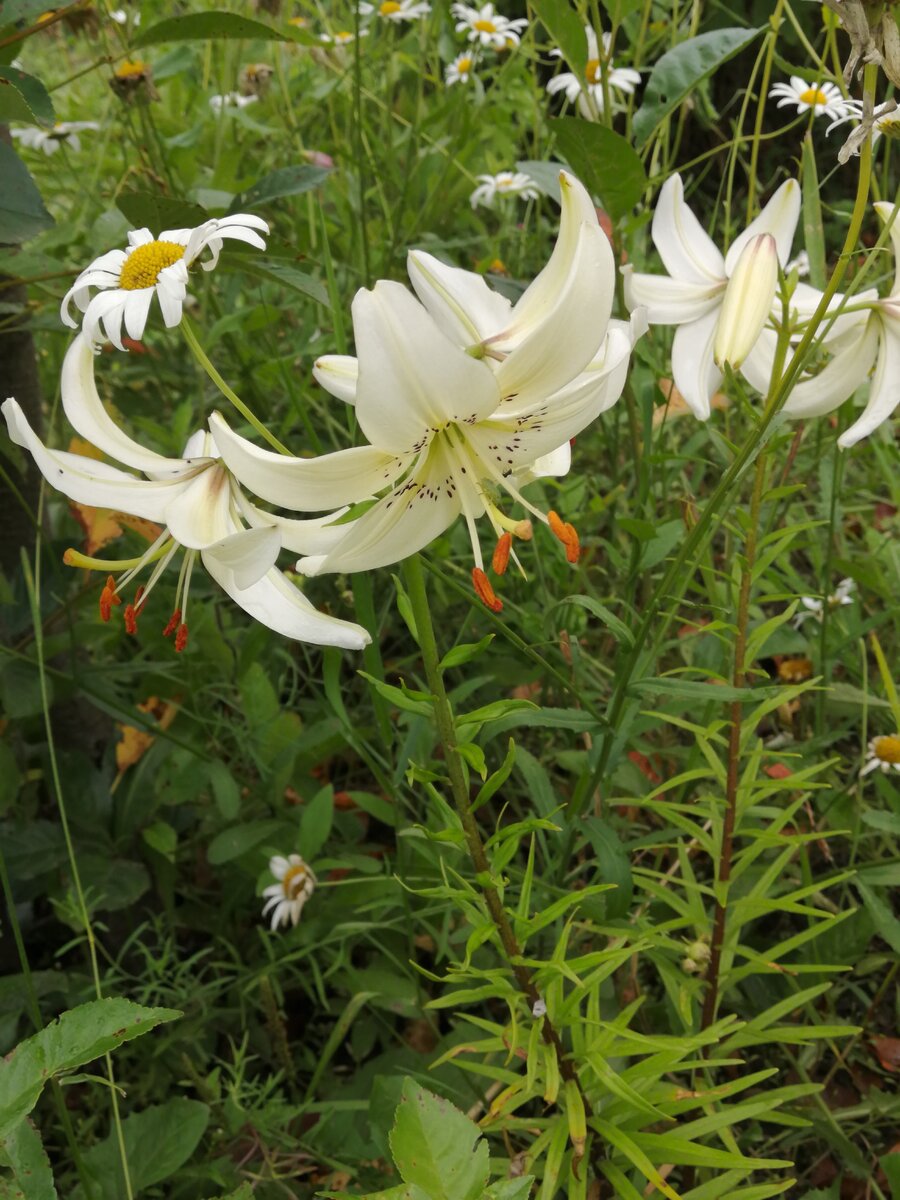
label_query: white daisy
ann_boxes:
[547,26,641,119]
[451,3,527,49]
[768,75,851,121]
[209,92,259,112]
[860,734,900,775]
[794,577,855,626]
[262,854,317,929]
[12,121,100,155]
[827,98,900,161]
[445,50,477,85]
[358,0,431,21]
[470,169,539,209]
[61,215,269,350]
[320,28,368,44]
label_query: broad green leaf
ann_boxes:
[358,672,434,717]
[237,258,329,305]
[116,192,208,232]
[881,1152,900,1200]
[300,784,334,859]
[231,164,331,211]
[0,1119,57,1199]
[633,28,764,147]
[0,999,180,1139]
[205,760,241,821]
[550,116,647,221]
[325,1188,429,1200]
[0,0,77,30]
[206,819,287,865]
[72,1098,209,1200]
[582,818,633,919]
[439,635,494,671]
[487,1181,535,1200]
[531,0,586,76]
[389,1079,489,1200]
[141,820,176,861]
[0,68,53,124]
[516,160,564,204]
[0,144,53,243]
[135,12,292,47]
[856,881,900,954]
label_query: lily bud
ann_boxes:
[714,233,778,370]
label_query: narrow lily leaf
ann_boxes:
[633,28,764,147]
[801,134,826,289]
[550,117,647,221]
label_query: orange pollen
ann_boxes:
[162,609,182,638]
[472,567,503,612]
[548,511,580,564]
[174,623,189,652]
[123,586,145,636]
[873,734,900,764]
[99,575,121,622]
[492,532,512,575]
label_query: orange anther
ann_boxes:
[548,510,580,564]
[492,532,512,575]
[99,575,121,622]
[162,609,182,638]
[124,604,138,635]
[174,622,189,652]
[472,567,503,613]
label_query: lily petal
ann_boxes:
[651,174,725,284]
[724,178,800,273]
[205,525,281,590]
[874,200,900,296]
[312,355,358,404]
[406,249,513,346]
[625,267,723,325]
[839,315,900,446]
[671,309,723,420]
[352,281,500,454]
[209,411,412,511]
[163,464,235,549]
[236,488,356,556]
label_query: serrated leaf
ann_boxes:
[231,164,331,210]
[135,11,292,47]
[0,68,53,124]
[389,1079,489,1200]
[550,116,646,221]
[0,999,180,1140]
[0,143,53,243]
[116,191,208,232]
[633,27,764,147]
[0,1119,57,1199]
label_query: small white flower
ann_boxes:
[794,577,855,626]
[209,92,259,112]
[358,0,431,21]
[61,215,269,350]
[262,854,318,929]
[532,997,547,1018]
[451,2,527,49]
[768,75,852,121]
[109,8,140,23]
[12,122,100,156]
[786,249,810,277]
[860,734,900,775]
[445,50,477,85]
[547,26,640,120]
[470,170,539,209]
[320,27,368,44]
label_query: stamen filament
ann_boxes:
[64,535,174,572]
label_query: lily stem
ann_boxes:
[401,554,596,1133]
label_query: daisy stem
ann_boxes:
[180,318,291,455]
[401,553,598,1152]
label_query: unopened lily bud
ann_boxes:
[714,233,778,370]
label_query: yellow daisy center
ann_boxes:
[799,86,827,107]
[380,0,402,12]
[119,240,184,291]
[585,57,601,83]
[115,59,148,80]
[282,863,309,899]
[474,17,496,31]
[873,735,900,764]
[457,55,472,72]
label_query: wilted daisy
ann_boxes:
[359,0,431,21]
[794,577,855,625]
[768,75,851,121]
[11,121,99,155]
[3,338,368,652]
[446,51,477,85]
[547,26,641,119]
[452,2,527,49]
[827,98,900,162]
[61,215,268,350]
[470,170,539,209]
[110,59,157,102]
[209,92,259,112]
[861,734,900,775]
[262,854,317,929]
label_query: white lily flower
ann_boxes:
[262,854,317,929]
[61,214,269,351]
[768,76,852,121]
[2,337,369,652]
[470,171,540,209]
[547,26,641,120]
[452,2,527,49]
[12,121,100,155]
[210,173,642,611]
[626,173,801,418]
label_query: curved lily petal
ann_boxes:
[206,525,281,589]
[209,410,412,511]
[312,355,358,404]
[352,281,500,454]
[493,222,612,407]
[874,200,900,295]
[202,554,370,649]
[3,398,189,519]
[724,178,800,273]
[839,315,900,446]
[671,309,722,420]
[236,490,355,556]
[523,441,571,482]
[407,250,513,346]
[784,319,879,418]
[61,334,191,478]
[651,174,725,284]
[625,267,723,325]
[163,464,235,549]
